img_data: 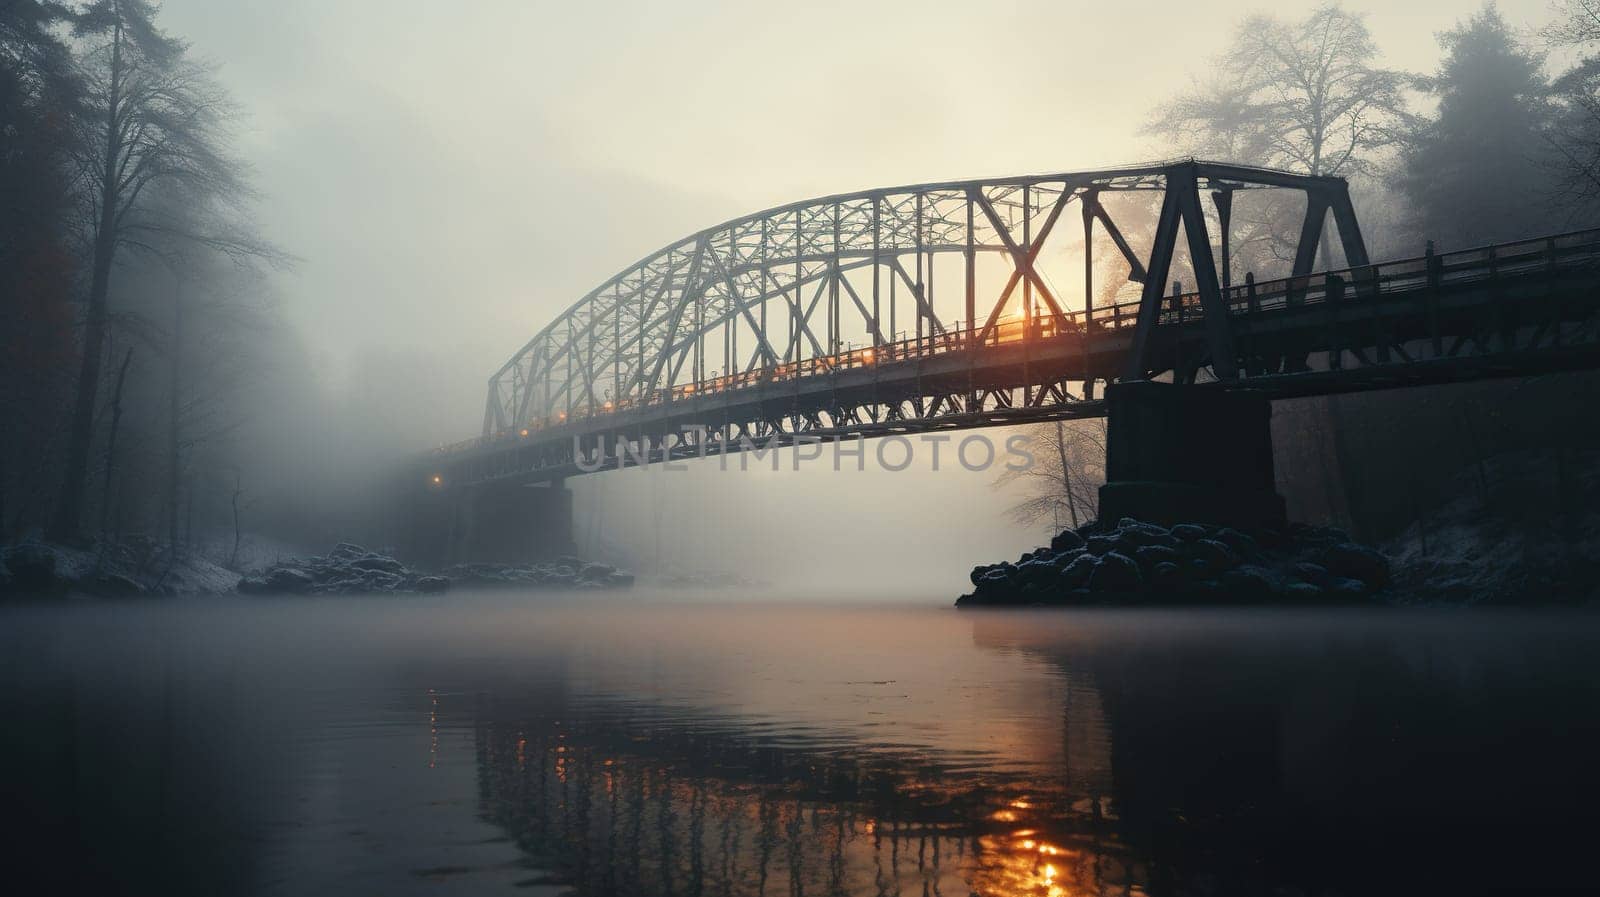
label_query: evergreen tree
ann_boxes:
[1402,4,1556,247]
[1,0,79,537]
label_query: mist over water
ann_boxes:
[6,594,1597,896]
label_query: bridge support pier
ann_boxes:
[1097,381,1286,529]
[400,478,576,569]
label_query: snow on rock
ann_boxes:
[443,555,634,590]
[239,544,441,596]
[234,546,636,596]
[957,517,1388,608]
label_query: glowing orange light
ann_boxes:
[430,474,442,485]
[1043,864,1058,882]
[862,349,874,363]
[558,411,567,420]
[604,401,613,410]
[519,428,529,437]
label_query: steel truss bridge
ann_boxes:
[433,159,1600,486]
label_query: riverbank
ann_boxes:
[0,538,634,598]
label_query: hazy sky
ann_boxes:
[163,0,1556,425]
[157,0,1560,587]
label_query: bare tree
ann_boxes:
[993,420,1107,536]
[1545,0,1600,212]
[50,0,260,541]
[1147,3,1411,268]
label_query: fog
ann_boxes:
[5,0,1581,594]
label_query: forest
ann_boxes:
[1,1,390,577]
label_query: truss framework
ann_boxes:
[483,160,1366,436]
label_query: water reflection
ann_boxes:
[3,599,1598,896]
[453,607,1600,896]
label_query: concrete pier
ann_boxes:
[1097,381,1286,528]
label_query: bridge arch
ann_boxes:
[483,160,1368,438]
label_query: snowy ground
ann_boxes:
[1383,449,1600,605]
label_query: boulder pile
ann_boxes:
[443,557,635,590]
[237,544,634,595]
[957,517,1391,608]
[238,543,450,595]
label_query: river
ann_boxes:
[4,594,1597,896]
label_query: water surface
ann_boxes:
[5,595,1598,895]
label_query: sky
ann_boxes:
[157,0,1562,589]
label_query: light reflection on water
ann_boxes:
[3,595,1598,896]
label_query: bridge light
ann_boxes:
[519,428,529,437]
[862,348,875,364]
[430,474,443,486]
[604,400,613,410]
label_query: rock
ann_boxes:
[1059,554,1100,590]
[1185,539,1240,575]
[328,542,368,560]
[1170,524,1208,543]
[971,569,1017,604]
[1088,551,1143,593]
[969,564,996,587]
[1220,565,1277,603]
[1148,561,1186,593]
[1115,521,1179,549]
[1049,548,1086,569]
[265,567,315,593]
[350,555,406,574]
[1133,544,1181,570]
[1213,528,1263,561]
[1321,543,1391,589]
[1050,529,1086,553]
[1282,581,1324,602]
[1085,536,1115,556]
[416,575,450,594]
[1020,557,1067,587]
[1293,562,1331,584]
[578,562,616,581]
[1329,577,1371,600]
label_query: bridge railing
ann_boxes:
[1086,227,1600,328]
[434,228,1600,458]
